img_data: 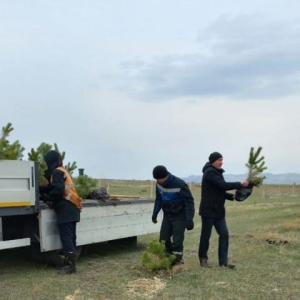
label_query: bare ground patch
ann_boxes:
[126,277,166,299]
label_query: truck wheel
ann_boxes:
[30,242,46,264]
[24,217,82,266]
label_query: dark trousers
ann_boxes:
[160,214,186,255]
[198,216,229,264]
[58,222,77,253]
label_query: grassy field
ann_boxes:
[1,182,300,300]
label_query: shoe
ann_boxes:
[58,264,76,275]
[200,258,212,268]
[173,259,184,266]
[219,263,235,269]
[172,254,184,266]
[58,252,77,275]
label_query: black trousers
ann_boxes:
[159,214,186,255]
[198,216,229,264]
[58,222,77,253]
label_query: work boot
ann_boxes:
[200,258,212,268]
[172,254,184,266]
[58,252,77,275]
[61,252,68,266]
[219,262,236,269]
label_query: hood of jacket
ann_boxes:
[43,150,63,172]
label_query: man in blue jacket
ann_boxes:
[198,152,249,269]
[152,165,195,265]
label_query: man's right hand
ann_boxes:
[40,193,49,202]
[45,201,54,209]
[152,215,157,224]
[41,194,54,203]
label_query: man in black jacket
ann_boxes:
[198,152,249,269]
[152,165,195,265]
[40,150,82,274]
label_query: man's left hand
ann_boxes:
[186,220,194,230]
[241,180,250,187]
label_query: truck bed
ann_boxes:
[39,197,160,252]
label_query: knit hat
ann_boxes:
[153,165,169,179]
[209,152,223,163]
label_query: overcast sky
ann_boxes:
[1,0,300,179]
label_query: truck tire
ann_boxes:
[30,242,46,264]
[25,218,82,266]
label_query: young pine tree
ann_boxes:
[0,123,24,160]
[141,239,176,271]
[235,147,268,202]
[246,146,267,186]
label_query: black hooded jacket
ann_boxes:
[199,162,243,218]
[40,150,80,224]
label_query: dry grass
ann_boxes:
[65,289,81,300]
[1,182,300,299]
[126,277,166,298]
[281,220,300,231]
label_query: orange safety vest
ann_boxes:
[51,166,82,211]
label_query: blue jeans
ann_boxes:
[198,216,229,264]
[58,222,77,253]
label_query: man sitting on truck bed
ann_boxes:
[40,150,82,275]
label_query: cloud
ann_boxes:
[116,14,300,101]
[1,2,300,179]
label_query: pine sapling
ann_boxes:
[246,146,267,186]
[141,239,176,271]
[235,146,267,202]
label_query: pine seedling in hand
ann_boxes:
[235,146,267,202]
[246,146,267,186]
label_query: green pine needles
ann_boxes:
[0,123,24,160]
[141,239,176,271]
[73,175,98,198]
[246,146,267,186]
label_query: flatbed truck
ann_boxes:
[0,160,160,265]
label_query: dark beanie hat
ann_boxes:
[209,152,223,163]
[153,165,169,179]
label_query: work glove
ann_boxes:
[186,220,194,231]
[45,201,54,209]
[152,215,158,224]
[40,193,51,202]
[40,194,54,208]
